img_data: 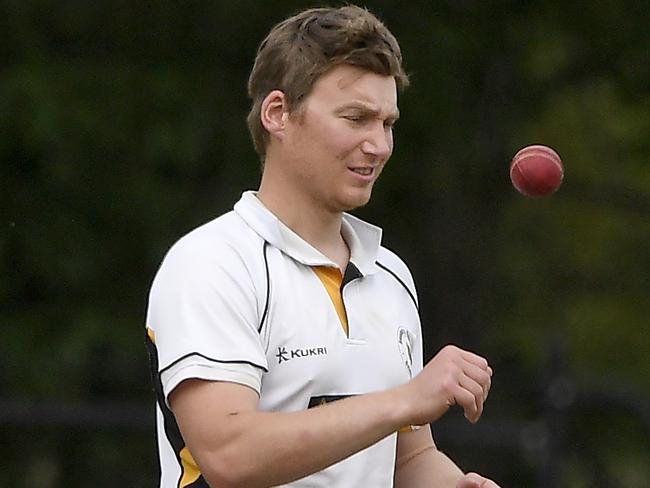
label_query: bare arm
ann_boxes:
[171,379,412,487]
[170,345,493,488]
[394,425,464,487]
[394,420,502,488]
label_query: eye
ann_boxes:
[384,119,398,130]
[343,114,364,123]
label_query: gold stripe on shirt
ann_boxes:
[313,266,349,336]
[179,447,201,487]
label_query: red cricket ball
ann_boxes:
[510,145,564,197]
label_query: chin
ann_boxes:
[338,191,373,212]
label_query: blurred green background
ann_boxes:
[1,1,649,486]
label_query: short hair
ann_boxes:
[246,5,409,160]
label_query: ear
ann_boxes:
[260,90,289,142]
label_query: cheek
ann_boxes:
[335,129,368,157]
[325,134,360,162]
[303,117,363,162]
[386,130,394,151]
[307,121,344,153]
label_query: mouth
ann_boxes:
[349,167,375,176]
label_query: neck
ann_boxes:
[257,172,349,270]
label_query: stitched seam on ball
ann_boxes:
[516,153,563,179]
[514,149,562,167]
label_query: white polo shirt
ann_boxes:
[146,191,423,488]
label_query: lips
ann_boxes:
[350,167,373,176]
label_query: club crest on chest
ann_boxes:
[397,327,414,378]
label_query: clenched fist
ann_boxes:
[404,345,493,425]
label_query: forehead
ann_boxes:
[307,65,398,113]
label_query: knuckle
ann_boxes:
[441,377,456,395]
[441,344,458,355]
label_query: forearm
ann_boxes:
[174,342,494,488]
[395,443,464,488]
[186,385,412,487]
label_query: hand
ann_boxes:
[405,345,492,425]
[456,472,501,488]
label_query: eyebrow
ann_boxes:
[335,102,400,123]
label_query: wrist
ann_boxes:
[383,382,417,428]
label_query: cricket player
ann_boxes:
[145,5,501,487]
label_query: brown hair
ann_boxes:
[246,5,409,160]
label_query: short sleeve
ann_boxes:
[146,229,268,405]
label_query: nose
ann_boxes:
[361,124,392,160]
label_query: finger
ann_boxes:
[464,473,501,488]
[448,381,476,422]
[456,472,482,488]
[462,361,492,388]
[459,361,491,408]
[456,376,485,422]
[456,480,480,488]
[458,473,498,488]
[462,361,492,401]
[459,350,490,371]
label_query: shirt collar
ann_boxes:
[233,191,382,275]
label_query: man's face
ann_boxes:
[281,65,399,213]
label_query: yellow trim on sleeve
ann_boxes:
[313,266,349,336]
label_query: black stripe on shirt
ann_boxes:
[375,260,419,312]
[159,352,268,377]
[259,240,270,333]
[145,331,210,488]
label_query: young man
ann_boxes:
[145,6,501,488]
